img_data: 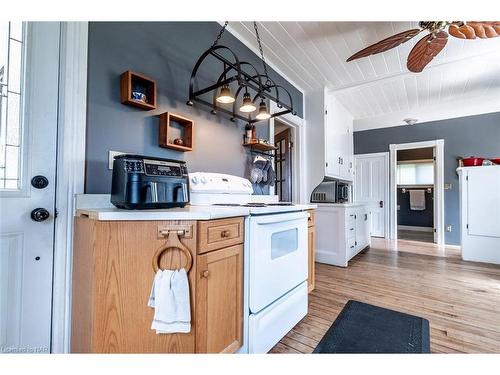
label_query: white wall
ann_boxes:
[304,88,326,200]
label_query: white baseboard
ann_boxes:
[398,225,434,232]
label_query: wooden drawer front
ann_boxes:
[307,209,316,227]
[198,217,244,254]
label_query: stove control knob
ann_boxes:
[191,176,199,185]
[201,176,207,184]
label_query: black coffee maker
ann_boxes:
[111,154,189,209]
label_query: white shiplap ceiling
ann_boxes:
[227,22,500,130]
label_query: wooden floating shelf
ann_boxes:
[242,141,277,152]
[120,70,157,110]
[159,112,194,152]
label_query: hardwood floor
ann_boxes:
[270,238,500,354]
[398,229,435,243]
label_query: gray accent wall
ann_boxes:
[354,111,500,245]
[85,22,303,194]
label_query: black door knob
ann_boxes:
[31,208,50,222]
[31,175,49,189]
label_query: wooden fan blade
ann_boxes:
[407,31,448,73]
[449,22,500,39]
[468,22,500,38]
[346,29,421,62]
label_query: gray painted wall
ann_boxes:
[354,111,500,245]
[85,22,303,194]
[397,188,434,228]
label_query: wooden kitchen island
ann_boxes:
[71,208,245,354]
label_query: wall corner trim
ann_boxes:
[52,21,89,354]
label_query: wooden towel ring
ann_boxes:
[152,230,193,273]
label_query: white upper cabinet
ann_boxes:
[324,93,354,181]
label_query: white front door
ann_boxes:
[354,153,389,238]
[0,22,60,354]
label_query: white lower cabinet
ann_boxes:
[315,203,371,267]
[458,166,500,265]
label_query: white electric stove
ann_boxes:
[189,172,309,353]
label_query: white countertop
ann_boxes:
[75,194,316,221]
[76,205,251,221]
[313,202,368,208]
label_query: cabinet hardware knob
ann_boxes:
[221,230,230,238]
[201,270,210,278]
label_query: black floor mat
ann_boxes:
[313,300,430,353]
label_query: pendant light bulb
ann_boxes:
[255,100,271,120]
[216,84,235,104]
[240,92,257,113]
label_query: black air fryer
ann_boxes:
[111,154,189,209]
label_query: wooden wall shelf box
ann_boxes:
[242,141,277,152]
[120,70,157,110]
[159,112,194,152]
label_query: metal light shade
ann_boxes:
[255,100,271,120]
[240,92,257,113]
[216,85,235,104]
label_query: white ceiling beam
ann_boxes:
[330,48,500,94]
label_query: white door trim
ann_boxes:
[354,152,390,239]
[51,21,88,353]
[269,103,307,204]
[389,139,445,246]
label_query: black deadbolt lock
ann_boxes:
[31,208,50,222]
[31,175,49,189]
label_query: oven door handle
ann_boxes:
[252,211,308,225]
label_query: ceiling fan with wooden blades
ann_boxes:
[346,21,500,73]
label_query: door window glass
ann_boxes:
[0,22,25,190]
[271,228,298,259]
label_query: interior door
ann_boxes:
[274,128,292,202]
[354,153,388,237]
[0,22,60,353]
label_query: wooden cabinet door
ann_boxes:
[75,220,198,353]
[308,226,315,293]
[196,244,243,353]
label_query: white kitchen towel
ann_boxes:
[148,269,191,334]
[409,189,426,211]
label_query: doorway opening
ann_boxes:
[389,140,445,246]
[274,119,294,202]
[396,147,435,243]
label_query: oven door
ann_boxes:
[248,211,308,313]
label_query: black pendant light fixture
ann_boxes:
[255,100,271,120]
[187,21,296,124]
[216,84,235,104]
[240,88,257,113]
